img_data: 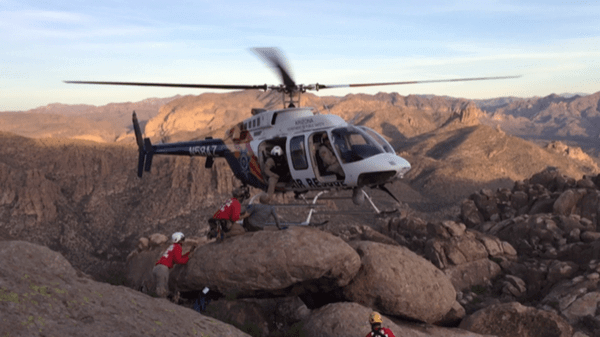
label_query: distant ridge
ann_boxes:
[1,90,599,157]
[0,95,181,143]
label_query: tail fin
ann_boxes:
[132,111,154,177]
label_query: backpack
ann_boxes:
[370,329,388,337]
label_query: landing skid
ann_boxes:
[246,189,397,227]
[298,190,398,224]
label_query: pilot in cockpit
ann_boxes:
[317,134,344,178]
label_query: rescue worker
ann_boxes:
[243,202,283,231]
[209,188,248,241]
[318,134,344,178]
[366,312,396,337]
[261,146,285,203]
[153,232,191,298]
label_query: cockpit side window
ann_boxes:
[331,126,384,163]
[290,135,308,170]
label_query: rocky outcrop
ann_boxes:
[0,162,61,224]
[459,302,573,337]
[323,222,400,246]
[540,268,600,330]
[130,227,362,297]
[0,240,250,337]
[387,215,516,293]
[462,167,599,226]
[299,302,494,337]
[442,102,482,128]
[342,241,456,323]
[546,141,599,172]
[424,221,516,291]
[387,215,429,253]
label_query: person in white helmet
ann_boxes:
[261,146,285,203]
[152,232,191,298]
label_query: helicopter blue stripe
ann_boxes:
[152,139,268,191]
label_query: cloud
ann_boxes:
[0,9,88,23]
[0,8,157,41]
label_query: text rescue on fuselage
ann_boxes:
[291,178,347,190]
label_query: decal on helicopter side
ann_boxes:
[189,145,218,156]
[65,47,519,216]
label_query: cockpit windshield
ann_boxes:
[358,126,395,154]
[330,126,385,163]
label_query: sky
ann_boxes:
[2,0,600,111]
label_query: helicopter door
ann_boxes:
[258,138,290,185]
[287,135,316,191]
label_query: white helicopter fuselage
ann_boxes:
[233,107,411,193]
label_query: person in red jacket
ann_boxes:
[208,188,248,241]
[153,232,190,298]
[366,312,396,337]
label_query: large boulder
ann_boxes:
[461,199,484,228]
[175,227,361,297]
[0,240,250,337]
[342,241,456,323]
[299,302,494,337]
[444,259,502,291]
[554,189,585,216]
[425,232,490,269]
[459,302,573,337]
[471,189,499,221]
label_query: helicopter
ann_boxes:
[66,48,518,216]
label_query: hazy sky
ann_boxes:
[2,0,600,111]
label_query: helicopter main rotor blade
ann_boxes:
[251,47,296,90]
[64,80,267,91]
[311,75,521,90]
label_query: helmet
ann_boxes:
[233,187,249,200]
[369,312,383,324]
[271,146,283,157]
[171,232,185,243]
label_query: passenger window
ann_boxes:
[290,136,308,170]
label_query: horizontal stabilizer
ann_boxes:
[144,138,154,172]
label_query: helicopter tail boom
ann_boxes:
[132,112,233,177]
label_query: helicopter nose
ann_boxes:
[356,154,411,186]
[393,156,411,179]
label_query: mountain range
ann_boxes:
[2,91,598,153]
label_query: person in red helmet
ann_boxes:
[366,312,396,337]
[153,232,191,298]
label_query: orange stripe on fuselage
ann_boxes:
[230,127,266,183]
